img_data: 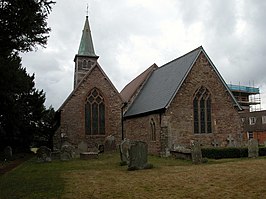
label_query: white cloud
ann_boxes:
[21,0,266,110]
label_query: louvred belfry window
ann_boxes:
[193,86,212,134]
[85,88,105,135]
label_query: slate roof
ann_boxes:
[124,46,241,117]
[120,64,158,102]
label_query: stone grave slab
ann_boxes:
[80,152,98,160]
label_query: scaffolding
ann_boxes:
[227,84,261,112]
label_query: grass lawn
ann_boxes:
[0,153,266,199]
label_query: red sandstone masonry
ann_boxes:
[55,65,123,148]
[124,52,242,155]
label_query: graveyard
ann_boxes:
[1,149,266,198]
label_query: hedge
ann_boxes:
[202,147,266,159]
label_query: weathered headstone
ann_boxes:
[248,139,259,158]
[104,135,116,152]
[211,139,219,147]
[78,141,88,152]
[128,141,152,170]
[98,144,104,153]
[119,139,130,165]
[36,146,52,162]
[227,134,235,147]
[191,141,202,164]
[4,146,12,161]
[60,144,75,161]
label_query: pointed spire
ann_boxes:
[77,14,98,57]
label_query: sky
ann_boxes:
[21,0,266,110]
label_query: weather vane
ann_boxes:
[86,3,89,16]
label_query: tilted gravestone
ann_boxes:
[104,135,116,152]
[4,146,12,161]
[248,139,259,158]
[36,146,52,162]
[128,141,152,170]
[191,141,202,164]
[119,139,130,165]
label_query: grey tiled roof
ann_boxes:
[124,47,202,117]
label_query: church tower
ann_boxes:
[74,15,99,88]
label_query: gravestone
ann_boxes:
[60,144,75,161]
[36,146,52,162]
[4,146,12,161]
[248,139,259,158]
[119,139,130,165]
[104,135,116,152]
[128,141,152,170]
[78,141,88,153]
[227,134,235,147]
[98,144,104,153]
[191,141,202,164]
[211,139,219,147]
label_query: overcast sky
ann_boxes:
[21,0,266,110]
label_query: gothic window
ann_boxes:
[150,118,156,141]
[193,86,212,134]
[85,88,105,135]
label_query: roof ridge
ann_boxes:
[159,46,202,69]
[120,63,158,102]
[121,63,158,92]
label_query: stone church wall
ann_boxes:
[54,65,122,149]
[123,113,161,155]
[166,52,242,148]
[124,52,242,155]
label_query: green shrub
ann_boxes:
[202,147,248,159]
[259,147,266,156]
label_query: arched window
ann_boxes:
[150,118,156,141]
[193,86,212,134]
[85,88,105,135]
[82,60,87,69]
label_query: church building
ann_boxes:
[54,15,243,155]
[54,16,123,149]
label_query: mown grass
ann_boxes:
[1,153,266,199]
